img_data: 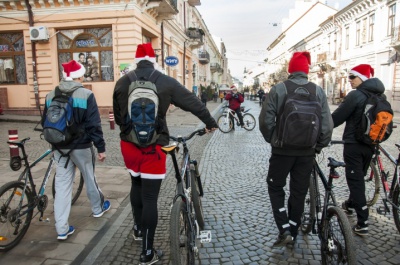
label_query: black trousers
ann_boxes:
[230,108,244,127]
[343,143,373,227]
[130,176,162,253]
[267,154,314,237]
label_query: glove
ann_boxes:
[233,94,239,99]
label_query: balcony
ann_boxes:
[146,0,178,21]
[187,0,201,6]
[198,51,210,65]
[210,63,221,73]
[186,28,204,40]
[391,26,400,52]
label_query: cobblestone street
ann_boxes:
[0,100,400,264]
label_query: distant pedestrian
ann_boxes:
[259,51,333,248]
[219,92,224,103]
[113,43,218,265]
[257,88,265,107]
[201,92,208,106]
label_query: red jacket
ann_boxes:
[225,92,244,110]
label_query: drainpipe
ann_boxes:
[161,21,165,71]
[25,0,40,109]
[183,40,186,86]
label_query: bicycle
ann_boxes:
[0,137,84,252]
[364,141,400,232]
[217,105,256,133]
[301,141,356,265]
[161,128,212,265]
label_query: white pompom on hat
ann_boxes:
[135,43,156,64]
[349,64,374,81]
[62,60,86,81]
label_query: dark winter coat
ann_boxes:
[332,78,385,144]
[42,81,106,153]
[259,72,333,156]
[113,61,218,146]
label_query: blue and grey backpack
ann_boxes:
[126,70,162,147]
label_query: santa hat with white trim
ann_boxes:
[62,60,86,81]
[135,43,156,64]
[349,64,374,81]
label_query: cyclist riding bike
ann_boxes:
[225,85,244,130]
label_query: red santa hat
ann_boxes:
[231,85,237,90]
[135,43,156,64]
[62,60,86,81]
[349,64,374,81]
[288,51,311,74]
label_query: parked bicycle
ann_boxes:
[217,105,256,133]
[364,140,400,232]
[0,137,84,252]
[301,141,356,265]
[161,128,211,265]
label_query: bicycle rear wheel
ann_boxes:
[217,115,232,133]
[170,198,195,265]
[0,181,34,252]
[52,168,84,205]
[392,185,400,233]
[191,169,205,230]
[365,161,380,207]
[301,174,316,234]
[242,113,256,131]
[321,206,356,265]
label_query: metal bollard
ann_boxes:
[109,111,115,130]
[8,129,19,157]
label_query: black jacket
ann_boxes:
[113,61,218,146]
[332,78,385,144]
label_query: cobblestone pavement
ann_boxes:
[1,100,400,264]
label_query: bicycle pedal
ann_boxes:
[39,217,50,222]
[198,230,212,243]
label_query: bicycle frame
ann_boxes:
[7,138,55,221]
[372,144,400,212]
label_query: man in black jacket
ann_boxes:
[259,52,333,248]
[113,43,218,265]
[332,64,382,236]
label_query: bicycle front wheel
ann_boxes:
[170,199,195,265]
[191,169,205,230]
[301,174,316,234]
[0,181,34,252]
[52,168,84,205]
[392,185,400,233]
[365,161,380,207]
[217,114,232,133]
[321,206,356,265]
[242,113,256,131]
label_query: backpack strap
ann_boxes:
[127,69,161,83]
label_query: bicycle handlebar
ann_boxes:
[169,128,206,142]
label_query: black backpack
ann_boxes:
[275,81,322,149]
[356,89,393,145]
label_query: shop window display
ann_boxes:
[0,32,27,84]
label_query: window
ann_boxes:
[362,18,367,44]
[369,14,375,42]
[57,27,113,82]
[388,4,396,36]
[0,32,26,84]
[345,27,349,50]
[356,21,361,46]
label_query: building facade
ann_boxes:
[0,0,227,116]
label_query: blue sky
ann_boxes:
[197,0,353,78]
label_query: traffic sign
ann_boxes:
[165,56,179,66]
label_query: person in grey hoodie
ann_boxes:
[42,60,110,241]
[259,51,333,248]
[332,64,382,236]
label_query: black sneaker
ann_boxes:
[132,226,142,241]
[342,201,354,215]
[352,225,368,236]
[139,249,162,265]
[272,230,293,248]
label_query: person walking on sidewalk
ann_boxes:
[259,51,333,248]
[332,64,383,236]
[225,85,244,129]
[113,43,218,265]
[42,60,110,241]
